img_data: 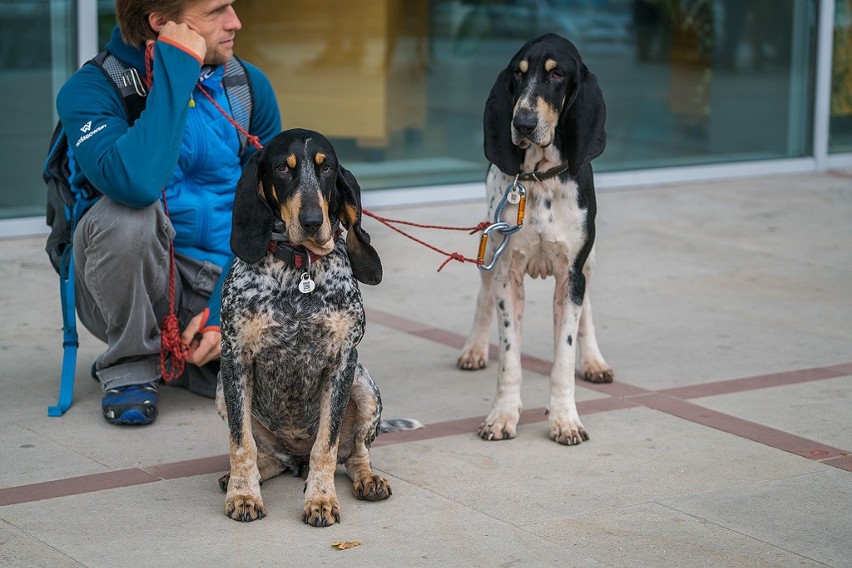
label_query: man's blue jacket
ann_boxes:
[56,26,281,326]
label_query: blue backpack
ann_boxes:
[44,50,254,416]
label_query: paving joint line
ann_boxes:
[2,310,849,507]
[366,307,852,470]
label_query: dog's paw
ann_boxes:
[549,416,590,446]
[457,344,488,370]
[580,361,614,384]
[478,407,520,441]
[218,473,229,492]
[302,496,341,527]
[225,492,266,522]
[353,475,392,501]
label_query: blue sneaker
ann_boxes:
[101,383,159,425]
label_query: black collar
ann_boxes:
[267,220,342,269]
[516,161,572,182]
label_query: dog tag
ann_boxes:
[298,273,316,294]
[507,187,521,204]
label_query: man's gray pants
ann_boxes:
[73,197,221,398]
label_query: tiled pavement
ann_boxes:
[1,171,850,567]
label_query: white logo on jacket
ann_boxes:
[75,122,107,147]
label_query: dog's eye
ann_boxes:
[320,163,331,173]
[550,71,564,81]
[513,70,522,80]
[275,164,289,174]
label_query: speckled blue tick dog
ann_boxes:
[216,129,419,526]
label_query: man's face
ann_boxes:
[181,0,241,65]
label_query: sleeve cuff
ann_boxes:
[158,36,204,65]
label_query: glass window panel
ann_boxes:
[830,0,852,153]
[237,0,474,190]
[238,0,818,189]
[0,0,76,219]
[97,0,115,50]
[595,0,816,170]
[0,0,826,223]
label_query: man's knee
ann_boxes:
[76,197,171,251]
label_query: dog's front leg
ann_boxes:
[478,263,525,440]
[221,340,265,521]
[458,267,495,370]
[343,364,392,501]
[302,401,341,527]
[549,269,589,445]
[302,351,356,527]
[577,248,614,383]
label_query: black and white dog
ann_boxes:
[458,34,614,445]
[217,129,419,526]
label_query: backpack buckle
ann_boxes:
[121,68,148,98]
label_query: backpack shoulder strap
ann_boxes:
[90,50,148,125]
[222,55,254,156]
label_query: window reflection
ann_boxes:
[0,1,833,223]
[237,0,817,188]
[831,0,852,153]
[0,0,75,219]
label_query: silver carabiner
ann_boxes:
[493,181,526,236]
[477,221,512,271]
[476,181,528,271]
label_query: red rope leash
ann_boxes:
[144,43,189,382]
[362,210,490,235]
[145,43,190,381]
[143,42,154,89]
[196,82,263,150]
[361,209,486,271]
[182,44,486,273]
[147,39,486,380]
[199,83,487,273]
[145,42,261,381]
[159,191,191,382]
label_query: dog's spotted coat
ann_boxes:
[217,129,418,527]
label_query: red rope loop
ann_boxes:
[158,191,190,382]
[160,314,190,382]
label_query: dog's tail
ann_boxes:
[379,418,424,433]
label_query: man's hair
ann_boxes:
[115,0,193,46]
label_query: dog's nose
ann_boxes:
[299,210,324,235]
[512,109,537,136]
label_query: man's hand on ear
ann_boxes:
[157,21,207,62]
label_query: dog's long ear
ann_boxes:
[483,68,524,176]
[336,166,382,285]
[560,61,606,176]
[231,150,275,263]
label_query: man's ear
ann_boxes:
[147,12,167,34]
[231,151,275,264]
[335,166,382,285]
